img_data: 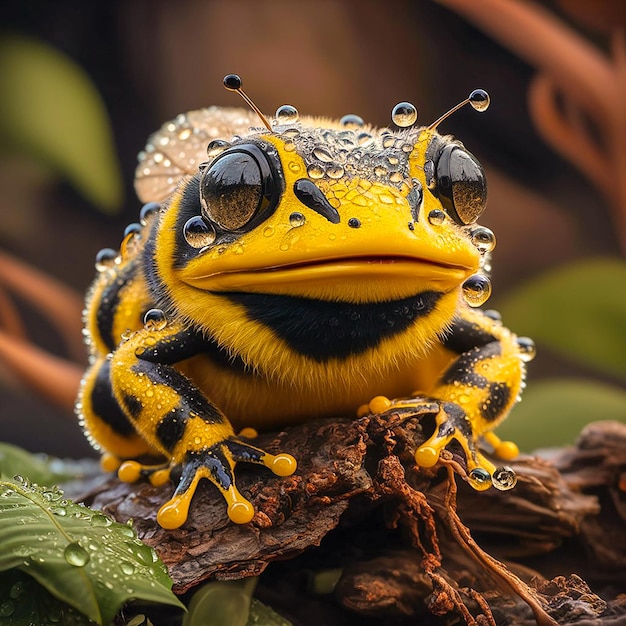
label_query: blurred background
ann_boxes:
[1,0,625,459]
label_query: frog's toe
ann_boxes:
[224,437,297,478]
[413,402,518,492]
[117,459,171,485]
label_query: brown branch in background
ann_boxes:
[437,0,626,253]
[0,329,82,414]
[0,250,85,361]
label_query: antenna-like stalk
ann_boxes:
[223,74,272,131]
[428,89,490,130]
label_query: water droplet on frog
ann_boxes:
[307,164,325,179]
[469,89,490,112]
[517,337,536,362]
[64,542,90,567]
[313,147,334,163]
[288,161,301,173]
[95,248,118,272]
[275,104,299,124]
[206,139,230,157]
[462,274,492,307]
[289,212,306,227]
[492,466,517,490]
[427,209,446,225]
[178,128,192,140]
[471,226,496,253]
[327,165,344,179]
[468,467,491,488]
[139,202,160,225]
[143,308,167,331]
[124,223,142,239]
[348,217,361,229]
[392,101,418,127]
[183,216,216,248]
[357,132,374,147]
[340,114,364,128]
[283,140,296,152]
[382,135,396,149]
[263,226,275,237]
[374,165,387,177]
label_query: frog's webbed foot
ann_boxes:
[412,401,519,491]
[154,437,296,530]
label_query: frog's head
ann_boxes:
[149,77,496,359]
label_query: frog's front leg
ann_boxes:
[108,318,296,529]
[384,309,532,491]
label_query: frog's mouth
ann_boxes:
[183,254,474,302]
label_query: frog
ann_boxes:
[76,75,534,530]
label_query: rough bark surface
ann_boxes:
[82,412,626,625]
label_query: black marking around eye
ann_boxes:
[293,179,340,224]
[90,359,135,436]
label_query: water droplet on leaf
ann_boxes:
[64,542,90,567]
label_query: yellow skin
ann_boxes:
[77,105,533,529]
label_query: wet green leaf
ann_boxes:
[497,258,626,379]
[0,35,123,212]
[0,569,96,625]
[497,378,626,452]
[0,478,184,625]
[247,598,293,625]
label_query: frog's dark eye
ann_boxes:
[200,144,277,231]
[430,144,487,225]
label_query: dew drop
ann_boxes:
[471,226,496,253]
[9,582,25,599]
[64,542,90,567]
[91,513,112,527]
[427,209,446,225]
[143,308,167,331]
[139,202,160,225]
[357,132,374,147]
[517,337,536,362]
[289,212,306,227]
[340,114,364,128]
[392,101,418,127]
[124,223,142,238]
[95,248,118,272]
[462,274,492,307]
[283,140,296,152]
[275,104,299,124]
[469,89,490,112]
[206,139,230,157]
[492,466,517,490]
[178,128,192,141]
[307,164,325,179]
[263,226,275,237]
[468,468,491,489]
[382,135,396,149]
[183,216,216,248]
[288,161,301,173]
[120,561,135,575]
[348,217,361,229]
[313,147,334,163]
[424,160,436,189]
[327,165,344,179]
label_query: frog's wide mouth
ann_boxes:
[183,254,473,295]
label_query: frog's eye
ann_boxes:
[200,144,278,231]
[431,145,487,226]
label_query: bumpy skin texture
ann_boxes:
[77,106,531,529]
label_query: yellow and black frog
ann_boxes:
[77,75,534,530]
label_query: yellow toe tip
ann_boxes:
[149,468,171,487]
[415,446,439,468]
[228,500,255,524]
[238,427,258,438]
[368,395,392,414]
[100,453,122,473]
[495,441,519,460]
[271,454,297,477]
[118,460,142,483]
[157,500,187,530]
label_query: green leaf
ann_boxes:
[247,598,293,626]
[0,35,123,212]
[497,258,626,379]
[0,569,96,625]
[496,378,626,452]
[0,478,184,625]
[0,443,86,485]
[184,579,257,626]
